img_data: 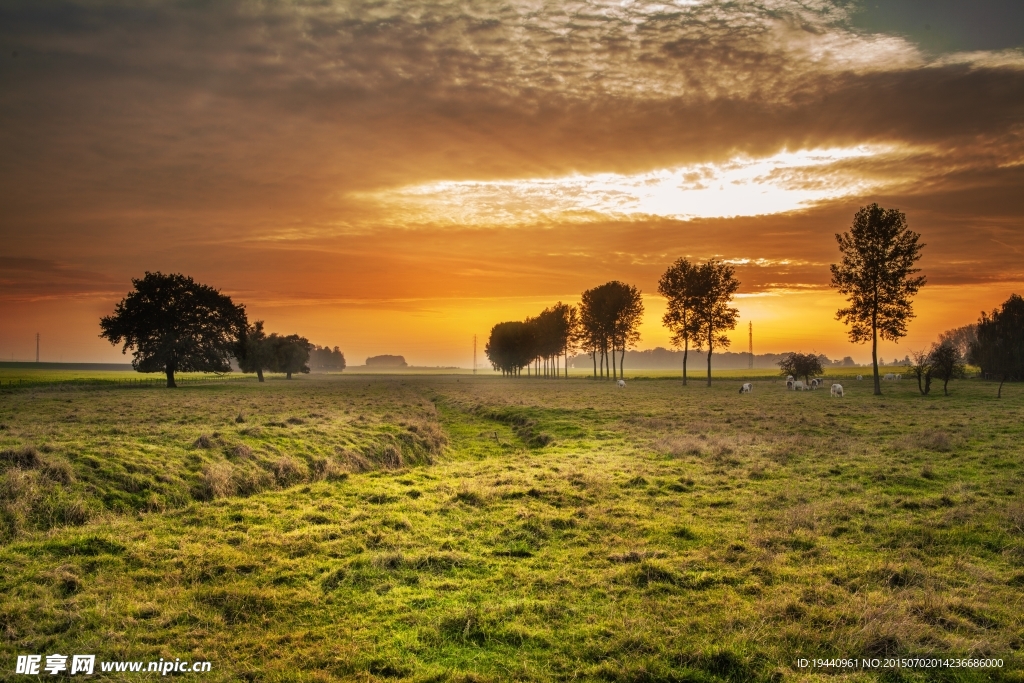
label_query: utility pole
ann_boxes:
[36,333,40,363]
[748,322,753,370]
[473,335,477,375]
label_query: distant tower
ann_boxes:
[748,322,753,369]
[473,335,477,375]
[36,333,40,363]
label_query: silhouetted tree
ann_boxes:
[691,260,740,387]
[909,349,933,395]
[969,294,1024,397]
[659,258,701,385]
[830,204,926,396]
[777,352,823,384]
[236,320,274,382]
[579,288,606,377]
[310,345,346,372]
[938,324,977,359]
[100,272,247,388]
[268,334,312,379]
[563,304,581,378]
[928,342,965,396]
[580,281,644,379]
[485,321,534,376]
[609,282,644,378]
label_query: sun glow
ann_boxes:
[366,146,899,226]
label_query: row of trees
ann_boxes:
[658,259,740,386]
[485,302,581,377]
[485,282,648,379]
[236,321,316,382]
[485,264,746,387]
[100,272,344,387]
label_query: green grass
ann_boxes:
[1,373,1022,681]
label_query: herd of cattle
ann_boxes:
[613,372,906,398]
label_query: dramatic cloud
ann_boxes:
[0,0,1022,363]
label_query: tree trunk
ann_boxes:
[165,366,176,388]
[682,339,688,386]
[592,351,596,377]
[998,375,1005,398]
[872,315,881,395]
[706,331,713,387]
[257,368,264,383]
[286,371,292,379]
[619,345,625,379]
[943,378,949,396]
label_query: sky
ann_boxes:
[1,0,1023,367]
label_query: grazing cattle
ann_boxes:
[884,373,896,381]
[739,383,752,393]
[786,380,795,390]
[793,380,806,391]
[856,375,863,381]
[616,379,626,388]
[786,375,794,382]
[896,374,902,381]
[831,383,844,397]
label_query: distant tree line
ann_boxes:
[486,263,746,385]
[311,346,347,372]
[486,302,582,377]
[100,272,346,387]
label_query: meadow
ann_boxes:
[1,371,1022,682]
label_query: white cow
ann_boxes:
[739,383,752,393]
[786,375,794,382]
[896,374,902,381]
[793,380,806,391]
[786,379,795,390]
[831,383,844,397]
[616,379,626,388]
[884,373,896,381]
[856,375,863,381]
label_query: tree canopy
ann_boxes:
[830,204,925,395]
[235,320,274,382]
[658,258,701,384]
[100,272,247,387]
[310,345,346,372]
[269,334,312,379]
[969,294,1024,397]
[777,352,823,384]
[928,342,965,396]
[691,260,740,387]
[580,281,644,380]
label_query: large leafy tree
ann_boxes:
[777,352,823,384]
[100,272,247,388]
[927,342,965,396]
[485,321,534,376]
[659,258,700,385]
[235,320,273,382]
[269,334,312,379]
[691,260,740,387]
[969,294,1024,398]
[830,204,926,396]
[580,281,644,380]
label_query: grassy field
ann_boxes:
[1,372,1022,681]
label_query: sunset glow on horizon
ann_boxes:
[2,0,1023,367]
